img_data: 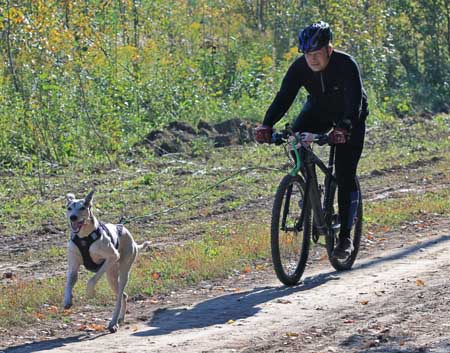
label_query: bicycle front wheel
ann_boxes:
[271,174,311,286]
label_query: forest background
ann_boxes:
[1,0,449,171]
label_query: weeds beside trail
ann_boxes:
[0,115,449,342]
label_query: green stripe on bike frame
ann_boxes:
[290,139,301,176]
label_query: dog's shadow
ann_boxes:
[134,270,338,337]
[1,333,108,353]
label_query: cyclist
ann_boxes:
[255,21,368,259]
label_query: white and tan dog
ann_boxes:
[64,190,150,333]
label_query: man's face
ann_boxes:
[304,46,332,72]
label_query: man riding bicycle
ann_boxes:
[255,21,368,259]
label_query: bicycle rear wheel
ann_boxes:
[325,177,363,271]
[271,174,311,286]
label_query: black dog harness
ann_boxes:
[71,222,123,273]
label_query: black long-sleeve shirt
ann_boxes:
[263,50,368,130]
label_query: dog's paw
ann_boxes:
[63,302,72,310]
[108,323,119,333]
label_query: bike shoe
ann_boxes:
[332,237,354,260]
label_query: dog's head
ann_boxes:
[66,191,95,234]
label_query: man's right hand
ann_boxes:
[255,125,273,143]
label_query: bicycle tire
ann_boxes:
[271,174,311,285]
[325,177,363,271]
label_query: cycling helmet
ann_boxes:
[298,21,333,53]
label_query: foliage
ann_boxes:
[0,0,449,168]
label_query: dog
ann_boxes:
[64,190,150,333]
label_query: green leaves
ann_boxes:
[0,1,448,170]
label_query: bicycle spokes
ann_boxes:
[271,175,311,286]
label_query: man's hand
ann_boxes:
[255,125,273,144]
[329,127,349,144]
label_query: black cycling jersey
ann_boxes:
[263,50,368,130]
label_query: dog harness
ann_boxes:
[71,222,123,273]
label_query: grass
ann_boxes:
[0,113,449,329]
[365,188,450,232]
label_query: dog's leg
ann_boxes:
[64,267,79,309]
[106,264,123,332]
[86,257,118,298]
[64,243,82,309]
[119,292,128,324]
[86,236,121,298]
[108,246,137,332]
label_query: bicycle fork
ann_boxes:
[304,166,327,235]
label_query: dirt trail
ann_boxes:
[5,221,450,353]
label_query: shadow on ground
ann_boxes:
[1,334,107,353]
[135,234,450,337]
[4,235,449,352]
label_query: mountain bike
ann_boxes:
[270,126,362,286]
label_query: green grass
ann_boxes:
[365,188,450,231]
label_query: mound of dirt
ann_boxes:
[139,119,257,156]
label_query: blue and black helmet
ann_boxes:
[298,21,333,53]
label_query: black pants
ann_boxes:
[293,101,366,236]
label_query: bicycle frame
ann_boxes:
[293,142,337,236]
[271,130,362,283]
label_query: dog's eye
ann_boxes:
[67,207,72,211]
[80,206,86,211]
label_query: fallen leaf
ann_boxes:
[149,299,159,304]
[151,272,161,280]
[276,299,292,304]
[343,319,355,324]
[416,279,425,286]
[46,305,58,314]
[285,332,299,337]
[79,323,106,332]
[227,320,235,324]
[133,325,138,332]
[34,312,45,320]
[360,300,369,305]
[242,266,251,274]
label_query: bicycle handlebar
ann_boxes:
[271,130,329,146]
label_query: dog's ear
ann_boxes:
[84,190,95,207]
[66,193,76,204]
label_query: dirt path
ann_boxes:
[4,219,449,353]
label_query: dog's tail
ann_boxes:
[137,241,151,251]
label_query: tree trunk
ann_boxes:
[118,0,129,45]
[132,0,139,48]
[257,0,266,32]
[63,0,70,29]
[446,0,450,54]
[5,0,22,95]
